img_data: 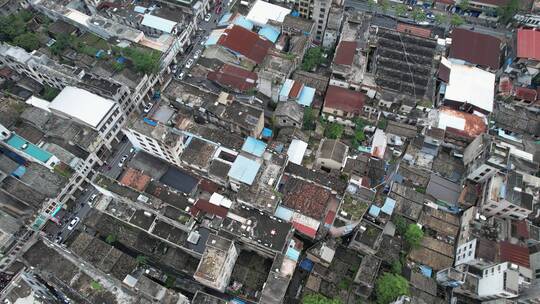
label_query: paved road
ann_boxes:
[51,139,133,243]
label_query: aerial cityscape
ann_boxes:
[0,0,538,303]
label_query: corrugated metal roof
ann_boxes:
[499,241,530,268]
[258,26,280,43]
[228,155,261,185]
[517,29,540,60]
[450,28,502,70]
[287,139,308,165]
[241,136,267,157]
[334,41,356,66]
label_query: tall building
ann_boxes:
[296,0,343,42]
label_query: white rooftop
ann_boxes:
[246,0,291,26]
[287,139,308,165]
[444,61,495,113]
[49,86,115,128]
[141,14,177,33]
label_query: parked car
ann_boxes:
[89,193,98,203]
[178,72,186,80]
[118,155,128,167]
[67,217,80,230]
[143,102,153,113]
[55,236,63,243]
[193,49,202,59]
[204,13,211,22]
[185,59,194,69]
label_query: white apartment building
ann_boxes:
[477,262,520,301]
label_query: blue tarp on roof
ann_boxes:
[143,118,157,126]
[419,265,432,277]
[228,155,261,185]
[262,128,272,138]
[381,197,396,215]
[297,86,315,106]
[369,205,381,217]
[299,258,314,272]
[12,166,26,178]
[258,26,280,43]
[241,137,266,157]
[116,56,126,64]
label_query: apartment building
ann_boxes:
[296,0,343,42]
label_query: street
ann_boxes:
[49,139,133,244]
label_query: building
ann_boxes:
[330,40,364,90]
[449,28,504,71]
[315,138,349,171]
[246,0,291,27]
[295,0,342,42]
[516,28,540,61]
[207,64,258,93]
[322,5,344,49]
[274,101,304,129]
[194,235,239,292]
[322,85,365,123]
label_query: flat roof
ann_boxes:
[5,133,53,163]
[49,86,115,128]
[241,137,267,157]
[246,0,291,26]
[141,14,177,33]
[159,167,199,194]
[444,62,495,113]
[287,139,308,165]
[228,155,261,185]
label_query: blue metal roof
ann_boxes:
[262,127,273,138]
[234,15,254,31]
[297,86,315,106]
[286,246,301,261]
[218,13,233,25]
[368,205,381,217]
[419,265,433,277]
[275,205,293,221]
[134,6,146,13]
[279,79,294,98]
[228,155,261,185]
[258,26,280,43]
[381,197,396,215]
[241,137,266,157]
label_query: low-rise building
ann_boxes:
[194,235,239,292]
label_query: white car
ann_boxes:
[193,49,202,59]
[178,72,186,80]
[67,217,80,230]
[118,155,128,168]
[185,59,194,69]
[89,193,98,203]
[143,103,153,113]
[200,38,207,45]
[204,14,211,22]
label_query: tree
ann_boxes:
[301,47,324,71]
[0,13,27,41]
[391,260,402,274]
[303,107,315,130]
[394,4,407,17]
[378,0,389,14]
[450,15,465,26]
[105,234,117,244]
[302,293,342,304]
[393,215,407,236]
[434,13,448,25]
[377,117,387,130]
[497,0,519,24]
[404,224,424,250]
[459,0,470,11]
[375,273,410,304]
[41,85,60,101]
[324,122,344,139]
[136,255,148,265]
[354,129,366,142]
[13,32,39,51]
[124,47,160,74]
[411,8,427,22]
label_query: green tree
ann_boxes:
[124,47,160,74]
[450,15,465,26]
[41,85,60,101]
[377,118,387,130]
[459,0,470,11]
[324,122,344,139]
[394,4,407,17]
[375,273,410,304]
[136,255,148,265]
[302,293,342,304]
[105,234,117,244]
[14,33,40,52]
[391,260,402,274]
[434,13,448,25]
[411,8,427,22]
[497,0,519,24]
[0,13,28,41]
[404,224,424,250]
[354,129,366,142]
[303,107,316,130]
[393,215,407,236]
[378,0,389,14]
[301,47,325,71]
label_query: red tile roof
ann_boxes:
[292,222,317,238]
[119,168,151,191]
[499,241,530,268]
[439,106,487,138]
[513,220,529,239]
[397,23,432,39]
[517,29,540,60]
[334,41,357,66]
[515,87,538,102]
[199,178,219,193]
[207,64,258,92]
[450,28,502,69]
[289,81,304,99]
[191,199,228,218]
[217,25,273,64]
[283,177,331,220]
[324,85,365,115]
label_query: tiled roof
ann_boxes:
[498,241,530,268]
[517,29,540,60]
[324,85,365,114]
[515,86,538,102]
[334,41,357,66]
[292,222,317,238]
[397,23,432,38]
[450,28,502,69]
[207,64,258,92]
[191,199,228,218]
[438,106,487,138]
[282,177,331,220]
[118,168,151,192]
[217,25,273,64]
